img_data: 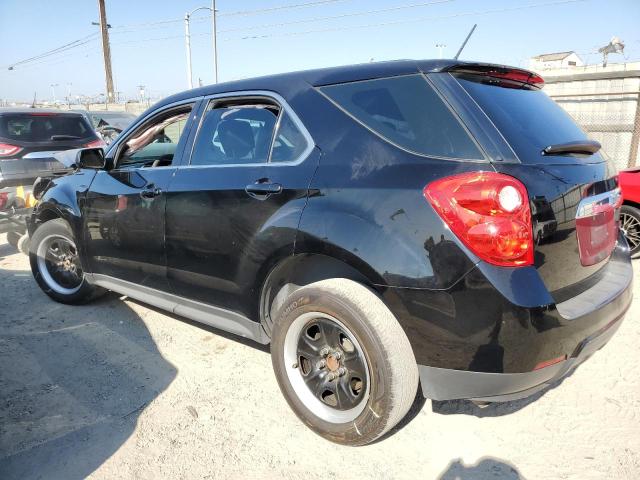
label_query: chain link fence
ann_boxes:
[545,74,640,171]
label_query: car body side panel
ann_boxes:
[28,169,98,267]
[293,89,487,289]
[620,168,640,204]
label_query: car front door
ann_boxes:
[82,101,197,290]
[165,93,317,318]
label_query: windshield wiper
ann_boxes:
[542,140,601,156]
[50,135,82,141]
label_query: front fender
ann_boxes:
[29,170,97,257]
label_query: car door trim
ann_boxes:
[85,272,270,344]
[184,90,315,168]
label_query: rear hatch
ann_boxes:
[0,111,101,187]
[448,67,621,299]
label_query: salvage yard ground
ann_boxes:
[0,233,639,480]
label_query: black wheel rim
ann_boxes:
[295,317,368,412]
[37,235,83,293]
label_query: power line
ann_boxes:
[5,33,99,69]
[220,0,590,41]
[217,0,454,34]
[219,0,350,17]
[109,0,351,31]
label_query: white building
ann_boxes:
[529,51,584,71]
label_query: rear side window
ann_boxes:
[191,100,310,166]
[0,114,94,142]
[455,74,589,163]
[320,75,483,160]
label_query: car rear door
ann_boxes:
[165,93,318,318]
[82,101,198,291]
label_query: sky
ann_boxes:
[1,0,639,103]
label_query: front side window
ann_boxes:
[116,105,193,168]
[191,98,310,166]
[320,75,483,160]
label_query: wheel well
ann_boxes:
[37,208,61,224]
[623,199,640,210]
[260,254,372,337]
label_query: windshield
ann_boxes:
[0,113,94,142]
[454,74,596,164]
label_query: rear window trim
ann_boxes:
[316,73,489,163]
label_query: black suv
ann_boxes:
[27,60,633,445]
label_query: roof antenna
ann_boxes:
[454,24,477,60]
[31,91,37,108]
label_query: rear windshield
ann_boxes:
[320,75,483,160]
[0,113,95,142]
[455,74,590,163]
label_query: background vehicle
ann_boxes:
[27,60,633,446]
[83,111,137,145]
[620,167,640,255]
[0,108,105,188]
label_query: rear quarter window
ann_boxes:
[320,74,483,160]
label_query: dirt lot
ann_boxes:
[0,233,638,480]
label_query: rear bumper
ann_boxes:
[418,305,626,401]
[381,237,633,401]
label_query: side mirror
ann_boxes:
[53,148,106,169]
[77,148,106,169]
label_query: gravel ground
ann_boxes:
[0,233,638,480]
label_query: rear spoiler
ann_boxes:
[442,63,545,88]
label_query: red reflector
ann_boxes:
[424,171,534,267]
[84,138,106,148]
[0,143,22,157]
[533,355,567,371]
[0,192,8,210]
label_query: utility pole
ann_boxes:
[185,3,217,89]
[436,43,446,59]
[50,83,59,104]
[211,0,218,84]
[97,0,115,102]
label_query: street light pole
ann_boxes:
[185,13,193,89]
[50,83,59,104]
[211,0,218,84]
[184,5,216,89]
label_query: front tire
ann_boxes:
[271,279,419,446]
[29,219,102,304]
[620,205,640,256]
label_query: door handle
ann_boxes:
[245,181,282,199]
[140,184,162,199]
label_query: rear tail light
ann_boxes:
[0,192,8,210]
[424,171,534,267]
[0,143,22,157]
[84,138,106,148]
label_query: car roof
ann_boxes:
[156,59,536,109]
[0,108,85,116]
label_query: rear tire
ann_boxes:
[29,219,103,304]
[270,278,419,446]
[621,205,640,256]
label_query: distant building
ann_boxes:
[529,51,584,70]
